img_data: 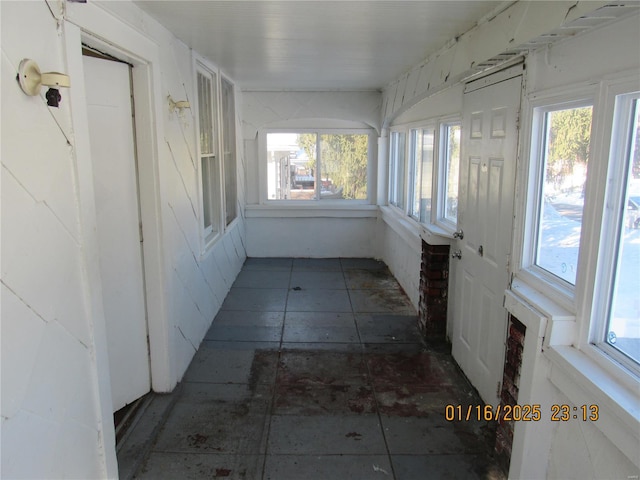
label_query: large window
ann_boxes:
[195,60,238,249]
[523,81,640,374]
[266,131,370,201]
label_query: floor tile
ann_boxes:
[268,415,387,454]
[392,454,505,480]
[273,384,377,416]
[356,314,422,343]
[374,384,465,417]
[349,289,415,314]
[283,312,358,343]
[184,341,279,385]
[286,289,352,312]
[153,384,270,455]
[243,257,293,271]
[135,453,264,480]
[277,349,368,386]
[206,311,284,342]
[290,270,347,289]
[381,415,487,455]
[232,269,290,289]
[221,288,288,311]
[292,258,342,271]
[340,258,388,270]
[366,350,453,389]
[263,454,393,480]
[344,268,400,289]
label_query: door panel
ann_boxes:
[83,55,151,411]
[452,73,522,405]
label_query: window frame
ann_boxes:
[435,118,462,232]
[193,54,238,254]
[262,128,375,205]
[517,88,598,312]
[388,129,407,210]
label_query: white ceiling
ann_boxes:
[133,1,510,91]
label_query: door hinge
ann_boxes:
[496,381,502,397]
[139,222,144,243]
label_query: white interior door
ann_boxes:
[451,71,522,405]
[84,54,151,412]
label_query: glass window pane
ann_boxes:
[535,105,593,285]
[390,131,406,208]
[409,129,422,218]
[419,128,435,224]
[201,156,211,229]
[606,99,640,364]
[221,77,237,225]
[267,133,316,200]
[444,124,461,223]
[319,134,368,200]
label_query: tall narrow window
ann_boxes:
[408,129,422,219]
[197,68,222,242]
[534,104,593,285]
[603,96,640,366]
[441,123,461,224]
[419,128,435,224]
[389,131,406,209]
[221,77,237,225]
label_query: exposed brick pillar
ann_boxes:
[495,315,526,473]
[418,241,450,341]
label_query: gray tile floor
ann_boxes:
[128,258,505,480]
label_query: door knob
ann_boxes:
[453,229,464,240]
[451,250,462,259]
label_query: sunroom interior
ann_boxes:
[2,1,639,479]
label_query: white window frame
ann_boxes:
[519,90,597,311]
[388,129,407,210]
[262,128,375,205]
[194,54,238,254]
[436,118,461,232]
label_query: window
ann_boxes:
[533,103,593,286]
[195,59,238,249]
[266,131,370,201]
[406,127,435,223]
[408,129,422,219]
[595,92,640,369]
[389,131,406,208]
[197,66,222,242]
[221,77,237,225]
[440,122,461,225]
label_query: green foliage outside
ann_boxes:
[545,106,593,184]
[298,133,368,200]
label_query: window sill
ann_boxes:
[379,206,454,248]
[245,203,378,218]
[508,280,640,468]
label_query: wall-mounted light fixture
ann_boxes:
[17,59,70,107]
[168,95,190,114]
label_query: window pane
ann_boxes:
[319,134,368,200]
[267,133,316,200]
[221,77,237,225]
[409,129,422,218]
[606,99,640,364]
[201,156,211,229]
[443,124,460,223]
[535,105,593,285]
[390,131,406,208]
[197,71,217,155]
[419,129,435,224]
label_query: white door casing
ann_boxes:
[451,71,522,405]
[84,54,151,411]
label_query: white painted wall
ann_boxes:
[242,90,382,258]
[380,12,640,479]
[1,1,246,478]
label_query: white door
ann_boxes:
[84,55,151,412]
[451,71,522,405]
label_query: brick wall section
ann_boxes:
[418,241,450,340]
[495,314,526,472]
